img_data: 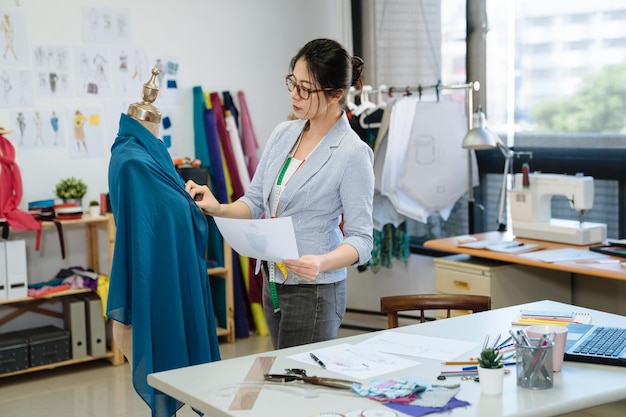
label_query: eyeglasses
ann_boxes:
[285,75,334,100]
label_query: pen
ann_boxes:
[502,242,524,249]
[441,361,478,365]
[462,362,516,371]
[310,352,326,369]
[496,336,513,349]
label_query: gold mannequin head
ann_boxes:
[128,67,162,135]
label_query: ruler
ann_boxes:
[229,356,276,410]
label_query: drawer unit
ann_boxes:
[434,254,571,318]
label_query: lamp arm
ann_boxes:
[496,144,514,231]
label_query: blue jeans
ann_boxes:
[262,275,347,349]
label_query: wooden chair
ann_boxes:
[380,294,492,328]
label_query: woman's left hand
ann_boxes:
[283,255,322,282]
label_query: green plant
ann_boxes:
[89,200,99,206]
[477,347,503,369]
[55,177,87,200]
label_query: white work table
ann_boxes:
[148,300,626,417]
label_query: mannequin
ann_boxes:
[112,67,162,364]
[107,67,220,417]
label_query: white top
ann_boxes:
[148,300,626,417]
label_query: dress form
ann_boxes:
[127,66,162,136]
[112,67,162,363]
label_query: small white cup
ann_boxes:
[526,324,568,372]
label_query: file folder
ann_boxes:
[0,241,7,300]
[5,240,27,299]
[63,296,87,359]
[83,292,106,357]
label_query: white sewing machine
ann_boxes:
[509,173,607,245]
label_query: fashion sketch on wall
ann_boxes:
[33,45,72,97]
[66,106,106,159]
[75,46,113,97]
[11,109,65,148]
[0,11,30,67]
[111,47,148,97]
[82,7,132,44]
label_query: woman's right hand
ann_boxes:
[185,180,220,215]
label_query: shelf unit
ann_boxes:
[0,213,235,378]
[0,215,125,378]
[209,240,235,343]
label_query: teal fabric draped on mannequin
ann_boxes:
[108,113,220,417]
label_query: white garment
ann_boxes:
[372,101,407,230]
[396,100,477,220]
[381,97,430,223]
[381,98,479,223]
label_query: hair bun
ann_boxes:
[351,56,364,89]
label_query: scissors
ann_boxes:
[263,368,358,390]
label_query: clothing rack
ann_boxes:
[350,81,479,101]
[349,81,483,234]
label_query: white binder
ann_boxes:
[0,241,7,300]
[63,296,88,359]
[83,292,107,357]
[5,240,27,299]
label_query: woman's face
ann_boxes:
[288,58,326,121]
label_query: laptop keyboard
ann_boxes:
[573,327,626,357]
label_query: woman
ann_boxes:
[186,38,374,349]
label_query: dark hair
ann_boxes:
[289,38,364,107]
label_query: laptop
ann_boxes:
[564,323,626,367]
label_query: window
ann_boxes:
[486,0,626,135]
[354,0,626,246]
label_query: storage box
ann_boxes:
[0,332,29,373]
[17,326,70,367]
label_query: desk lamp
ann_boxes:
[462,107,514,232]
[462,106,496,234]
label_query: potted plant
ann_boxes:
[55,177,87,205]
[88,200,100,217]
[477,347,505,395]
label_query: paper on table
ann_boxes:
[288,343,420,380]
[518,248,606,263]
[354,333,478,361]
[213,216,299,263]
[485,242,542,254]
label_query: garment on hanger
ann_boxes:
[381,97,478,222]
[395,100,476,219]
[350,98,409,272]
[108,113,221,417]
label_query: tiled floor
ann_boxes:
[1,314,624,417]
[0,323,369,417]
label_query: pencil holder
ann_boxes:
[516,340,554,390]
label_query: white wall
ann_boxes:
[4,0,352,281]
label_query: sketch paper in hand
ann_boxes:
[213,216,300,262]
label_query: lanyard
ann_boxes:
[269,134,305,312]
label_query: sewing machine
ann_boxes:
[509,173,607,245]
